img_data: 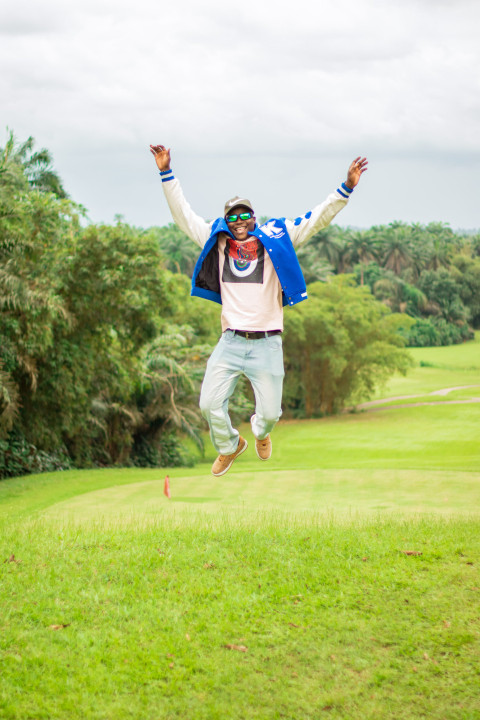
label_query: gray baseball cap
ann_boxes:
[224,196,254,217]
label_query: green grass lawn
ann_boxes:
[1,335,480,719]
[370,330,480,400]
[2,402,479,524]
[2,516,479,720]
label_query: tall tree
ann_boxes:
[378,222,413,275]
[297,225,344,276]
[1,130,68,198]
[0,143,73,436]
[283,276,413,416]
[343,229,378,285]
[154,223,200,277]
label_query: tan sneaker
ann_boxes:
[255,434,272,461]
[211,436,248,477]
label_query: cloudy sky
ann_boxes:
[2,0,479,230]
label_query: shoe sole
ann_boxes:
[212,439,248,477]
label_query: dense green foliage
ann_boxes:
[0,134,216,477]
[283,277,413,415]
[295,221,480,346]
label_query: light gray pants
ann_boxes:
[199,330,285,455]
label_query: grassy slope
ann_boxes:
[371,330,480,398]
[1,401,479,522]
[1,335,480,719]
[2,517,479,720]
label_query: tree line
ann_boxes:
[294,220,480,347]
[2,132,456,477]
[157,217,480,349]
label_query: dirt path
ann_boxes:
[430,385,480,396]
[357,385,480,411]
[360,398,480,411]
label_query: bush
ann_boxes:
[0,432,72,479]
[407,318,474,347]
[131,433,197,469]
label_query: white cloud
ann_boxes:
[1,0,480,227]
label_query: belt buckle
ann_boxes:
[245,331,251,340]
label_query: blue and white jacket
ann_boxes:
[160,169,353,307]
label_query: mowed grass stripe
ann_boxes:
[1,402,480,523]
[41,468,480,521]
[0,404,480,518]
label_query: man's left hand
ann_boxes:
[345,157,368,190]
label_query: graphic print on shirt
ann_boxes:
[222,238,265,284]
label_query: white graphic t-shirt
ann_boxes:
[217,234,284,332]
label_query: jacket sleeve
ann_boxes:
[285,184,353,248]
[160,169,212,249]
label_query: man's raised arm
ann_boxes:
[285,157,368,248]
[150,144,211,249]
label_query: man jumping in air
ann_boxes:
[150,144,367,476]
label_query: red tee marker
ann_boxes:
[164,475,171,499]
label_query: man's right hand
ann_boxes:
[150,144,171,172]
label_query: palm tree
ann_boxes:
[422,224,456,272]
[408,223,431,279]
[1,130,68,198]
[155,224,199,277]
[133,326,210,455]
[379,222,413,276]
[90,397,142,465]
[426,236,453,271]
[373,276,403,312]
[344,230,378,285]
[301,226,344,273]
[300,256,334,284]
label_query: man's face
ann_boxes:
[225,205,256,242]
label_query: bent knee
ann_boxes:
[264,415,281,428]
[258,408,282,428]
[199,395,223,418]
[199,397,211,418]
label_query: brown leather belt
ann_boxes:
[227,329,282,340]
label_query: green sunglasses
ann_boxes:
[225,212,253,223]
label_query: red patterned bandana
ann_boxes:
[227,237,259,262]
